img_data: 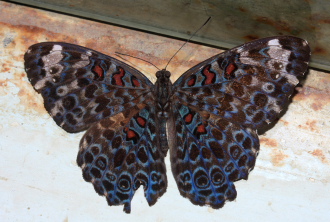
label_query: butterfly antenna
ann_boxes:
[164,17,211,70]
[115,52,161,70]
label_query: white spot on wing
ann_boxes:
[240,57,261,67]
[284,73,299,85]
[42,51,63,66]
[34,78,48,90]
[250,76,259,86]
[52,45,63,51]
[81,53,89,60]
[236,47,244,53]
[50,101,62,117]
[267,97,281,113]
[211,60,221,73]
[109,63,117,73]
[73,60,89,68]
[302,40,308,46]
[268,39,280,46]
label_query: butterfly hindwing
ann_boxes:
[24,42,154,133]
[168,103,259,208]
[169,36,310,207]
[77,105,167,213]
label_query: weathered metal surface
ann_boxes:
[8,0,330,71]
[0,2,329,221]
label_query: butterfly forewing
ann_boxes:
[24,42,154,133]
[173,36,310,129]
[169,36,310,208]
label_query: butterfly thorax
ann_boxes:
[154,69,172,117]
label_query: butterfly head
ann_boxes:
[154,69,172,112]
[156,69,171,79]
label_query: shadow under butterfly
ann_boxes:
[24,35,310,213]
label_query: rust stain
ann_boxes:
[298,120,319,133]
[1,65,11,73]
[279,119,289,126]
[0,70,46,115]
[0,79,8,87]
[311,14,330,24]
[238,7,248,13]
[306,120,318,132]
[255,16,292,33]
[311,100,324,111]
[11,24,78,49]
[308,149,328,164]
[260,138,278,147]
[313,46,327,55]
[270,149,289,167]
[321,77,330,86]
[294,85,330,111]
[18,84,47,115]
[0,24,51,114]
[243,35,260,41]
[0,82,6,97]
[316,19,330,24]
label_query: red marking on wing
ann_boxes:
[203,65,215,85]
[187,76,196,86]
[132,78,140,87]
[112,67,125,86]
[127,129,137,139]
[185,113,193,123]
[225,63,237,78]
[93,65,104,79]
[136,116,146,127]
[196,124,206,133]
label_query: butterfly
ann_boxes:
[24,36,310,213]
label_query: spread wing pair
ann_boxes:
[24,36,310,213]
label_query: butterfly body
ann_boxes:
[154,69,173,154]
[24,36,310,213]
